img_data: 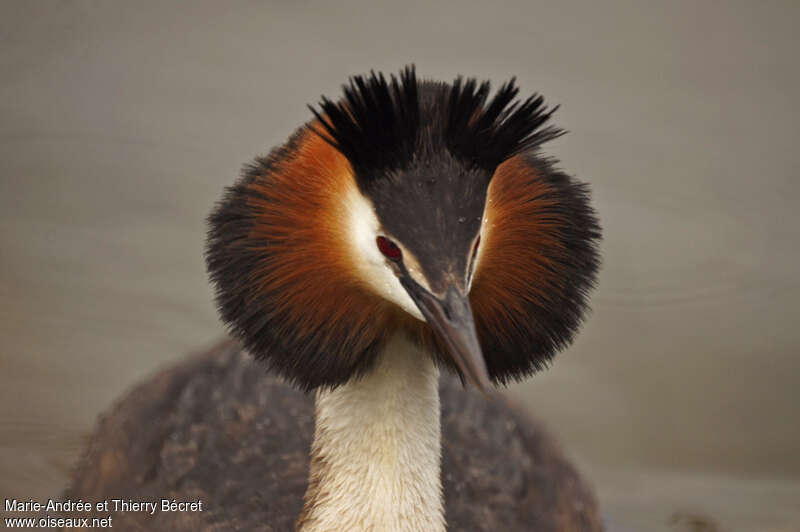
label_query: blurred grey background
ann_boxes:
[1,1,798,531]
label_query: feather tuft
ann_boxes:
[308,65,564,179]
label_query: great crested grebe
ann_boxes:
[66,66,602,531]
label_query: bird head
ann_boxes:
[206,66,601,391]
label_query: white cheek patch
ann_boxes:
[345,187,425,321]
[467,210,489,293]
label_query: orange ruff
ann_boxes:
[471,156,565,349]
[245,128,394,364]
[245,136,566,370]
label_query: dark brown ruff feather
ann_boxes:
[207,127,398,390]
[470,154,601,383]
[399,153,601,384]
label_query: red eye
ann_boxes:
[376,236,402,261]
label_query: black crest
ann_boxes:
[443,77,564,170]
[308,66,419,177]
[308,65,564,179]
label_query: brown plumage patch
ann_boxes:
[472,156,564,335]
[206,127,400,390]
[468,154,601,383]
[246,128,390,342]
[396,154,600,385]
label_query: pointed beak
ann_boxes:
[402,281,491,392]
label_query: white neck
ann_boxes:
[296,334,444,532]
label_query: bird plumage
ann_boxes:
[63,340,603,531]
[206,67,600,391]
[66,66,604,531]
[207,126,393,391]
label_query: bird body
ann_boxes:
[65,67,602,530]
[65,340,603,531]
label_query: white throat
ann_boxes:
[296,334,444,532]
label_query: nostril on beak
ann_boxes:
[443,286,467,323]
[442,303,454,321]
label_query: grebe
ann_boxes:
[66,66,602,531]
